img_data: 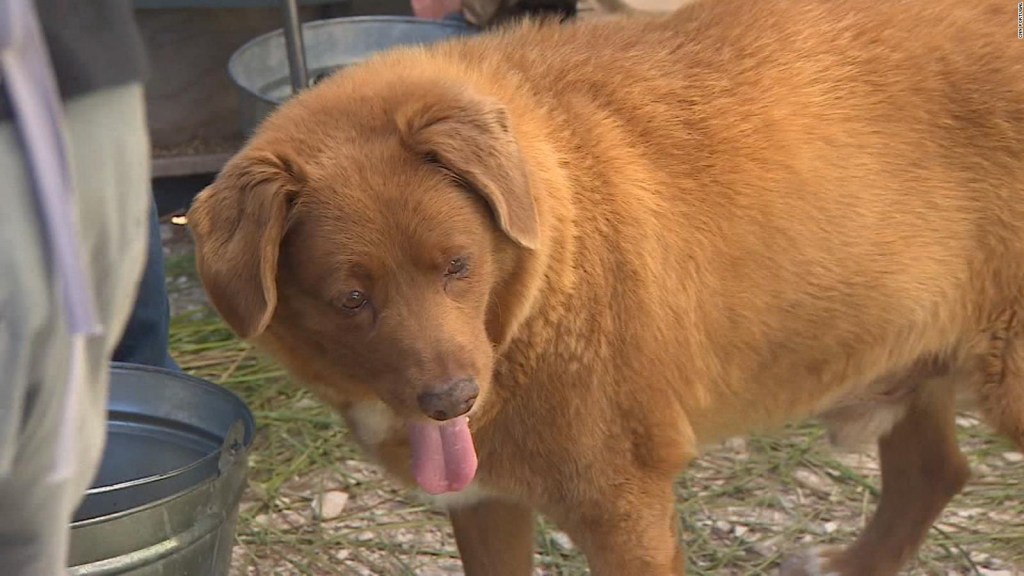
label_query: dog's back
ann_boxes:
[421,0,1024,436]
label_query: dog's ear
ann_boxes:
[187,152,300,339]
[397,88,539,249]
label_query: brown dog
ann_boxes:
[187,0,1024,573]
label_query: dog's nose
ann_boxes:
[417,378,479,421]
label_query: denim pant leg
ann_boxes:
[111,199,179,371]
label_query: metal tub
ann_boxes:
[228,15,478,135]
[68,363,255,576]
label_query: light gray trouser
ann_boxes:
[0,83,150,576]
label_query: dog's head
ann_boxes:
[187,73,540,426]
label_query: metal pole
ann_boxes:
[281,0,308,94]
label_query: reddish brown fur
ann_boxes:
[187,0,1024,573]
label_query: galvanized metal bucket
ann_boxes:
[68,363,255,576]
[228,15,479,135]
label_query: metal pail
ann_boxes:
[228,15,478,135]
[68,363,255,576]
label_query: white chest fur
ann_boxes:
[344,399,401,450]
[343,399,493,509]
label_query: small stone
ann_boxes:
[253,510,307,530]
[1000,451,1023,463]
[724,437,748,453]
[752,535,783,557]
[979,556,1007,569]
[823,521,838,534]
[953,507,985,519]
[294,397,320,410]
[714,520,731,533]
[417,561,466,575]
[733,525,749,537]
[973,552,994,565]
[333,549,351,561]
[550,531,575,551]
[279,510,308,528]
[312,490,349,520]
[793,469,832,494]
[348,564,374,576]
[955,415,980,428]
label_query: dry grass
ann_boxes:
[168,309,1023,576]
[160,223,1022,576]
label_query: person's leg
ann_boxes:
[111,198,179,371]
[412,0,464,19]
[0,83,150,576]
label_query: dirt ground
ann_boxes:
[161,216,1023,576]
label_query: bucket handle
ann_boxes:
[217,419,247,475]
[280,0,309,94]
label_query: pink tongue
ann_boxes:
[407,416,477,495]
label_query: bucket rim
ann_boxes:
[71,472,220,529]
[107,361,256,443]
[227,15,478,106]
[77,363,256,504]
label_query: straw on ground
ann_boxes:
[162,236,1022,575]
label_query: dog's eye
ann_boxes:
[340,290,368,312]
[445,258,468,278]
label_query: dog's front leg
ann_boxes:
[555,477,686,576]
[449,497,535,576]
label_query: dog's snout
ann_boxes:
[417,378,479,421]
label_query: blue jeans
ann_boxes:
[111,199,179,371]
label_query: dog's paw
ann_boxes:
[779,546,844,576]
